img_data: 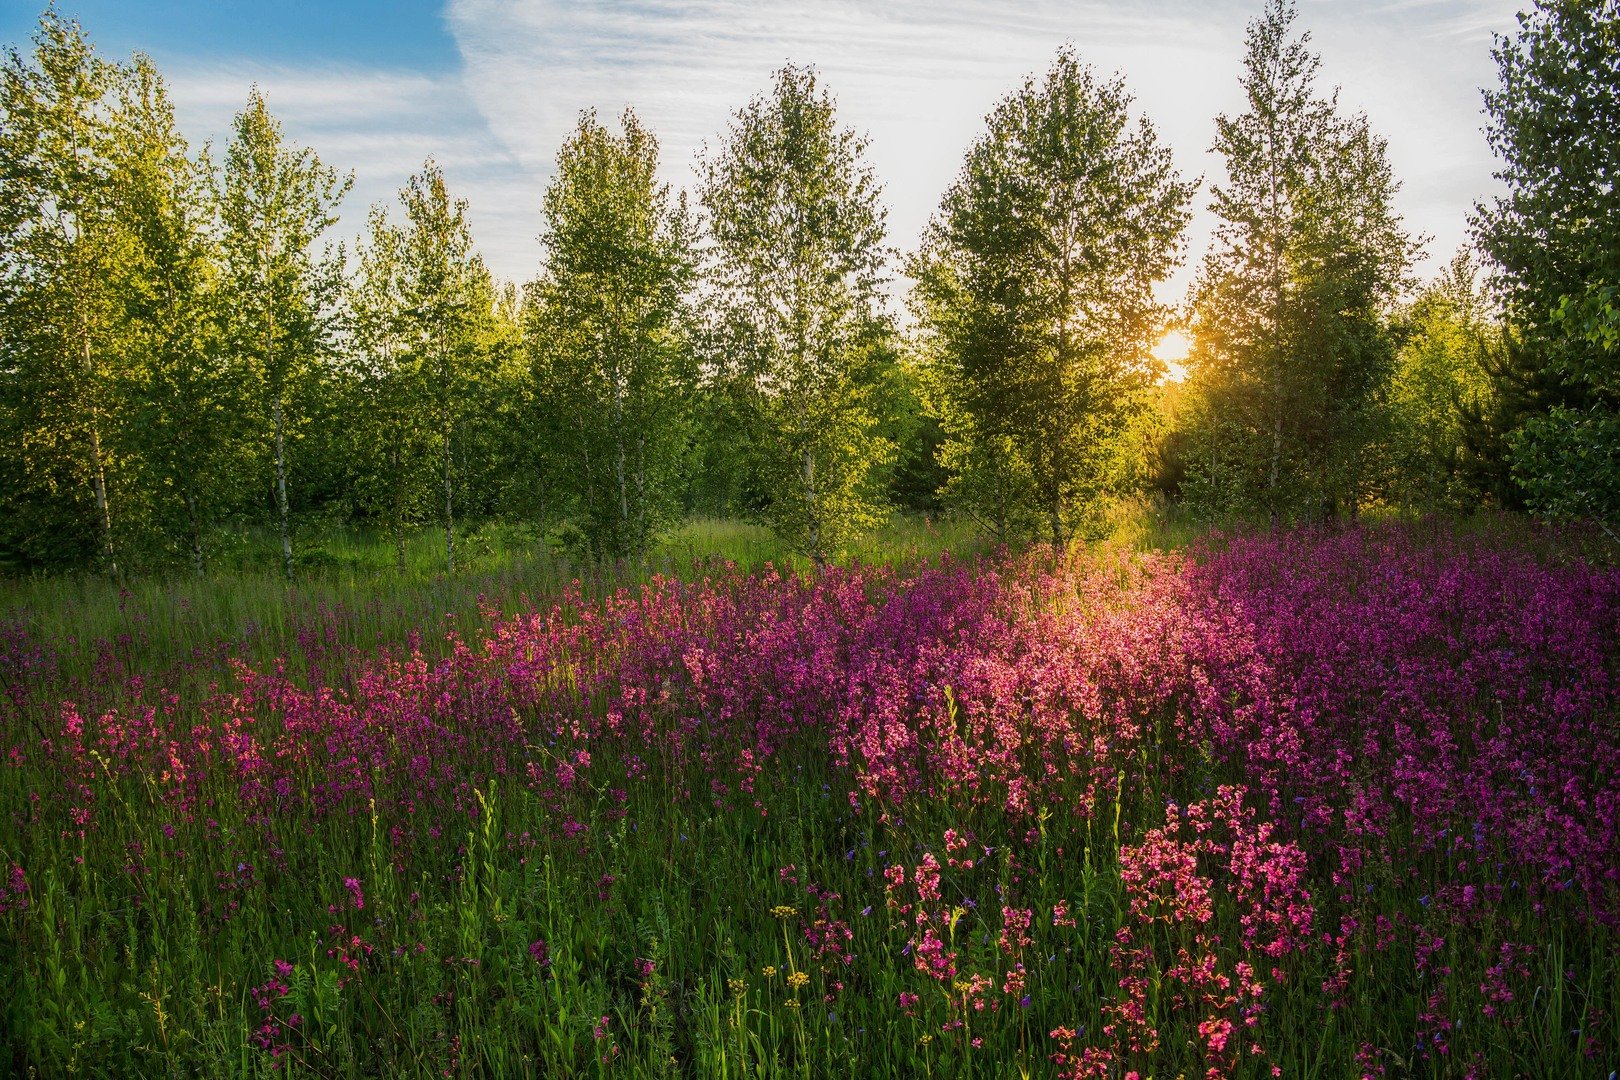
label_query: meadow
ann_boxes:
[0,518,1616,1077]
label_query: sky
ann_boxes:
[3,0,1525,306]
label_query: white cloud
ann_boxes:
[162,62,539,283]
[447,0,1522,297]
[154,1,1524,298]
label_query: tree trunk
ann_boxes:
[391,445,407,574]
[614,381,629,561]
[81,333,116,574]
[443,432,454,574]
[803,445,823,568]
[267,297,293,583]
[185,489,204,577]
[273,393,292,583]
[1268,405,1283,530]
[634,429,648,564]
[443,384,455,575]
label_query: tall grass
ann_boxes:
[0,514,982,685]
[1,517,1615,1076]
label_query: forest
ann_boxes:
[1,0,1613,579]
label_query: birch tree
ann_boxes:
[1474,0,1620,525]
[348,204,429,571]
[111,55,240,574]
[530,109,695,562]
[1183,0,1417,522]
[217,88,350,581]
[697,65,893,566]
[0,10,130,570]
[909,47,1194,548]
[397,160,491,574]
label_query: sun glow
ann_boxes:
[1153,329,1192,383]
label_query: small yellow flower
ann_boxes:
[761,965,777,978]
[919,1034,934,1046]
[786,971,809,990]
[727,978,746,996]
[783,998,801,1009]
[770,905,797,919]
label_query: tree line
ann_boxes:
[2,0,1615,577]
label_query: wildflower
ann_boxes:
[787,971,810,989]
[528,940,550,968]
[770,904,797,919]
[761,966,777,978]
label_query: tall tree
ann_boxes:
[110,55,241,574]
[217,88,350,581]
[347,204,429,571]
[909,47,1194,548]
[1381,250,1501,513]
[530,109,696,562]
[0,10,130,570]
[1473,0,1620,525]
[1183,0,1418,522]
[697,65,894,567]
[396,160,492,574]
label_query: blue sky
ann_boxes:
[4,1,1525,299]
[2,2,460,71]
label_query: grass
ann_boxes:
[0,513,983,684]
[1,512,1615,1077]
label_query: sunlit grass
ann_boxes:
[1,520,1613,1076]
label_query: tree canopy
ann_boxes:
[910,47,1194,547]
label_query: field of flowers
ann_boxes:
[1,522,1616,1077]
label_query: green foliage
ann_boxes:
[0,10,133,571]
[530,109,697,562]
[1378,251,1501,512]
[395,160,498,573]
[910,47,1194,549]
[697,65,895,566]
[1474,0,1620,525]
[347,203,434,570]
[217,86,351,581]
[110,56,252,574]
[1179,0,1418,522]
[870,357,947,516]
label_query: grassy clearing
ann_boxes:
[0,514,982,683]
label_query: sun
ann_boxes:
[1152,329,1192,383]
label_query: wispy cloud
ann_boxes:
[448,0,1521,294]
[447,1,1244,260]
[147,1,1522,294]
[162,63,537,279]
